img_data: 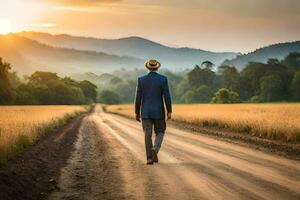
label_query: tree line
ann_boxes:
[0,58,97,105]
[1,52,300,105]
[96,52,300,104]
[177,52,300,103]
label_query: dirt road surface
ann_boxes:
[47,105,300,200]
[1,104,299,200]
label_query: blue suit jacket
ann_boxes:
[135,72,172,119]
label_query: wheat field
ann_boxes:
[0,106,87,162]
[106,104,300,142]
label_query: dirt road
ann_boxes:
[48,105,300,200]
[1,104,299,200]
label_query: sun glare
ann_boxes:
[0,19,12,34]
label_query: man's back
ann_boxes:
[135,59,172,165]
[135,71,172,119]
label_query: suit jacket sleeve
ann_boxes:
[163,77,172,113]
[135,78,142,115]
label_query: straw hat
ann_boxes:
[145,59,161,70]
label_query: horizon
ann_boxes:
[1,0,300,53]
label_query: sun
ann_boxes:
[0,19,12,34]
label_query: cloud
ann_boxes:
[26,23,58,31]
[33,23,57,28]
[126,0,300,19]
[48,0,121,6]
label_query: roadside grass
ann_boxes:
[105,104,300,143]
[0,105,90,164]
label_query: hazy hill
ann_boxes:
[18,32,238,69]
[71,72,117,87]
[0,34,144,75]
[222,41,300,70]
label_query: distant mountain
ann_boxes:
[222,41,300,70]
[0,34,144,75]
[18,32,238,69]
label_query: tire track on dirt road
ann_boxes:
[102,106,300,200]
[50,105,300,200]
[0,115,85,200]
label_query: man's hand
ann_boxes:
[167,112,172,120]
[136,114,141,122]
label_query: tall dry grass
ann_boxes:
[0,106,87,162]
[106,104,300,142]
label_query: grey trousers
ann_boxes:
[142,119,166,160]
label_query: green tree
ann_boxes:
[0,58,14,104]
[184,85,212,103]
[62,77,80,87]
[292,71,300,101]
[282,52,300,71]
[28,71,59,85]
[8,72,22,89]
[61,77,92,104]
[218,65,240,92]
[260,75,284,102]
[30,84,52,104]
[113,80,136,103]
[15,83,37,105]
[211,88,239,104]
[194,85,212,103]
[162,70,184,102]
[24,72,95,105]
[50,81,75,104]
[187,65,216,87]
[15,91,38,105]
[183,90,195,103]
[240,60,289,100]
[26,71,59,104]
[240,62,266,99]
[69,87,87,104]
[249,96,260,103]
[79,80,97,102]
[175,78,190,102]
[44,80,87,105]
[98,90,121,104]
[187,65,201,86]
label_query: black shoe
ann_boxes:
[146,159,154,165]
[152,148,158,163]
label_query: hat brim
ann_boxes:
[145,61,161,69]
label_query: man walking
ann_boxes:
[135,59,172,165]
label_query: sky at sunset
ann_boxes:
[0,0,300,53]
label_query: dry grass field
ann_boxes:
[0,106,87,162]
[106,104,300,143]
